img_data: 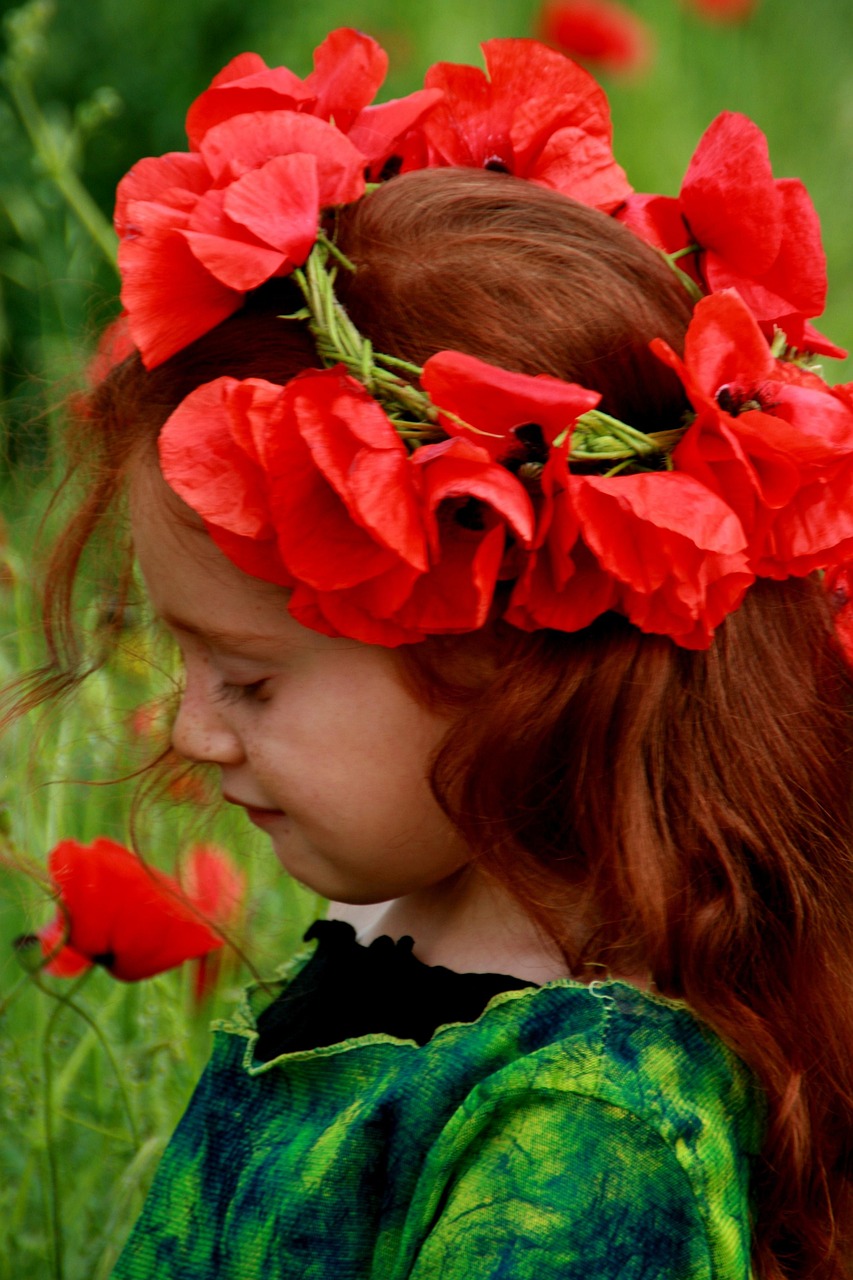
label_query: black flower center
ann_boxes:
[452,497,487,531]
[503,422,549,474]
[716,384,769,416]
[377,154,403,182]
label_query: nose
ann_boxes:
[171,668,244,767]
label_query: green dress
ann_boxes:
[113,928,763,1279]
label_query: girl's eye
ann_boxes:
[213,678,271,706]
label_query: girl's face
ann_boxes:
[130,462,471,904]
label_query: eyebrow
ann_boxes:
[158,611,280,651]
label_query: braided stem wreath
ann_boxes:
[110,28,853,649]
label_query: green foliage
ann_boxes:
[0,0,852,1275]
[0,562,318,1278]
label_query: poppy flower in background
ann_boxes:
[538,0,654,76]
[128,698,170,743]
[36,837,226,981]
[617,111,844,358]
[419,38,632,211]
[181,844,246,1003]
[685,0,759,22]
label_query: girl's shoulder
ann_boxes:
[118,934,762,1279]
[217,922,763,1159]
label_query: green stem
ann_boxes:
[4,67,117,270]
[661,251,704,304]
[36,970,94,1280]
[295,240,437,432]
[374,353,424,377]
[603,458,635,478]
[0,972,30,1017]
[668,242,700,263]
[315,228,356,273]
[29,967,139,1280]
[295,235,690,468]
[577,409,659,453]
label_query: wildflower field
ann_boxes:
[0,0,851,1275]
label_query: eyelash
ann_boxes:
[213,678,271,706]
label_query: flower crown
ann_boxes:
[113,29,853,650]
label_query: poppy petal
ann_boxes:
[680,112,781,275]
[185,54,311,149]
[303,27,388,130]
[199,111,365,207]
[44,838,223,982]
[158,377,275,538]
[422,350,600,457]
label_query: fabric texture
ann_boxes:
[254,919,535,1057]
[112,923,763,1279]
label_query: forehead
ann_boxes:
[128,457,333,653]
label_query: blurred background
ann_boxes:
[0,1,851,1276]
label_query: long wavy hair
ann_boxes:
[21,168,853,1278]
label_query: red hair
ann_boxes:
[22,169,853,1276]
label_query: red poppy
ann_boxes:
[397,437,534,632]
[181,844,245,924]
[160,371,428,599]
[506,446,752,648]
[166,770,216,807]
[617,112,844,357]
[421,349,601,460]
[284,438,534,644]
[651,291,853,576]
[128,698,170,743]
[116,119,366,369]
[685,0,758,21]
[418,38,631,211]
[538,0,654,76]
[184,29,441,176]
[159,365,537,643]
[289,440,532,642]
[37,838,224,982]
[119,30,446,370]
[160,370,436,643]
[571,471,752,646]
[504,447,619,633]
[157,376,292,586]
[181,844,246,1003]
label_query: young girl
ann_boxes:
[30,29,853,1280]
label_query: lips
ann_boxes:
[223,794,285,824]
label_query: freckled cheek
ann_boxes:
[243,734,348,817]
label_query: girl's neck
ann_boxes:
[327,867,575,984]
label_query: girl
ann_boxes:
[28,29,853,1280]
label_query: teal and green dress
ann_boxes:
[113,920,763,1279]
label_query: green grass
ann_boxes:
[0,478,318,1279]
